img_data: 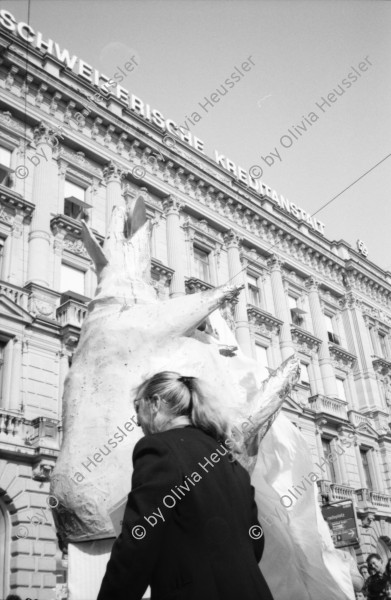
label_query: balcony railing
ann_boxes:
[330,484,355,501]
[309,394,348,419]
[371,492,391,509]
[56,299,88,328]
[348,410,371,431]
[0,280,29,310]
[355,488,391,514]
[318,482,391,514]
[0,408,25,439]
[317,480,355,502]
[0,410,60,448]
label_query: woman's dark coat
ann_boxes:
[97,426,273,600]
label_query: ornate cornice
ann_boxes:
[185,277,214,294]
[290,326,322,356]
[247,305,282,337]
[329,343,357,371]
[0,186,34,218]
[372,357,391,377]
[50,215,104,246]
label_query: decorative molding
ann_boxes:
[185,277,214,294]
[291,326,322,357]
[0,187,34,219]
[162,194,184,215]
[224,229,242,250]
[329,343,357,372]
[247,305,282,337]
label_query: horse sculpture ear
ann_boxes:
[127,195,147,238]
[81,195,147,277]
[81,220,109,275]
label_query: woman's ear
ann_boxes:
[150,393,161,413]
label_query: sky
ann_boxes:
[3,0,391,270]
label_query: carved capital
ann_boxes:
[33,122,56,148]
[267,254,283,271]
[305,275,320,292]
[103,161,124,183]
[339,292,362,311]
[223,229,242,250]
[162,195,184,216]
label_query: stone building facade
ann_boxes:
[1,9,391,599]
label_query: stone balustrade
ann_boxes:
[56,299,88,328]
[0,280,29,310]
[309,394,348,419]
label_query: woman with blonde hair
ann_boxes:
[97,370,273,600]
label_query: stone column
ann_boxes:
[9,338,22,411]
[27,123,56,287]
[262,270,274,313]
[162,195,186,298]
[340,292,381,408]
[224,230,252,356]
[306,276,338,397]
[103,161,125,231]
[267,255,295,360]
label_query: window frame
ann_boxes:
[324,313,340,345]
[193,245,211,283]
[60,261,87,296]
[321,437,337,483]
[0,145,13,188]
[254,343,270,381]
[359,447,373,490]
[63,178,91,222]
[247,273,260,307]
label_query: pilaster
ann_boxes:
[306,276,338,397]
[103,161,125,230]
[267,255,295,360]
[223,230,252,356]
[339,292,382,409]
[27,123,57,288]
[162,195,186,297]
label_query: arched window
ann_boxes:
[376,537,391,564]
[0,497,11,599]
